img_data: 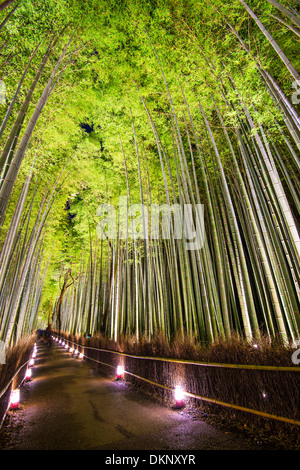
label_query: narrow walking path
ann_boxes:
[0,340,263,451]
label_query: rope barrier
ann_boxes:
[124,372,300,427]
[0,359,30,400]
[0,357,31,431]
[55,334,300,427]
[69,345,300,427]
[57,334,300,372]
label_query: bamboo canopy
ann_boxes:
[0,0,299,348]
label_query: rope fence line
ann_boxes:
[57,334,300,372]
[0,357,31,431]
[56,333,300,427]
[0,359,30,400]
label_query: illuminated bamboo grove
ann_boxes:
[0,0,299,348]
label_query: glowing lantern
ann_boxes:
[74,349,79,356]
[69,347,73,353]
[32,351,36,359]
[10,389,20,410]
[29,358,34,367]
[65,344,68,350]
[79,352,83,359]
[25,368,32,381]
[116,365,124,379]
[174,385,185,407]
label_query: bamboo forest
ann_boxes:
[0,0,300,351]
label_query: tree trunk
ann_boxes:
[0,1,19,32]
[0,36,56,178]
[238,0,300,82]
[0,41,41,141]
[0,0,17,13]
[0,33,74,226]
[266,0,300,29]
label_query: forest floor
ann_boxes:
[0,341,277,452]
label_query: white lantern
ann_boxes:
[174,385,185,407]
[116,365,124,379]
[25,368,32,381]
[10,389,20,409]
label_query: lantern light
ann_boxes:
[10,389,20,410]
[25,368,32,381]
[32,351,36,359]
[174,385,185,407]
[116,365,124,379]
[74,349,79,356]
[29,358,34,367]
[69,348,73,353]
[79,352,83,359]
[65,344,68,350]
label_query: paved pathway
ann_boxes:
[0,341,265,451]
